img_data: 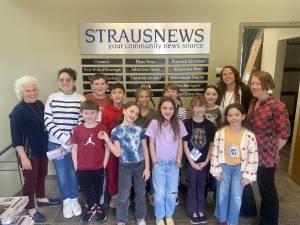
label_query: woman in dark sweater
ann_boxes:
[9,76,60,222]
[217,65,253,113]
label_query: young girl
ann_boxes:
[98,102,150,225]
[135,86,157,206]
[203,85,224,129]
[163,83,188,189]
[203,85,224,204]
[210,103,258,225]
[183,95,216,224]
[146,96,188,225]
[163,83,188,121]
[44,68,85,218]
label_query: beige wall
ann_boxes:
[0,0,300,196]
[1,0,300,149]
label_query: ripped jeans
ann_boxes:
[152,160,179,220]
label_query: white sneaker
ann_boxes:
[137,218,147,225]
[63,198,73,219]
[70,198,82,216]
[109,195,118,208]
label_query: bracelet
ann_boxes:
[176,162,182,168]
[106,139,112,144]
[152,161,158,165]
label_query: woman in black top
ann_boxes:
[9,76,60,222]
[217,65,256,217]
[217,65,253,113]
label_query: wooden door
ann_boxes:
[290,85,300,184]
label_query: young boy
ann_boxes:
[183,95,216,224]
[85,73,112,208]
[71,100,109,222]
[85,73,113,112]
[102,82,126,208]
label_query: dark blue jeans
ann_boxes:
[186,164,207,216]
[117,161,146,223]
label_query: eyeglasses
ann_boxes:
[59,78,73,83]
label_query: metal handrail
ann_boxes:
[0,144,23,192]
[0,144,13,156]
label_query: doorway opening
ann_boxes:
[238,23,300,180]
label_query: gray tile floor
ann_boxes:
[38,152,300,225]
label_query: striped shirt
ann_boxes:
[44,91,85,146]
[177,106,188,121]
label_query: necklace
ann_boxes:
[26,101,47,132]
[222,91,235,109]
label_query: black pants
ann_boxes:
[77,168,105,208]
[257,166,278,225]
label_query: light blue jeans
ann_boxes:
[214,163,244,225]
[152,160,179,220]
[48,142,78,201]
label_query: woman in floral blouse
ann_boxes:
[248,71,290,225]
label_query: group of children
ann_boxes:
[70,73,258,225]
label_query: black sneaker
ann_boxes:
[96,205,107,222]
[82,205,96,222]
[198,212,207,224]
[190,213,200,224]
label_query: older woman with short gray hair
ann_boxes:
[9,75,60,223]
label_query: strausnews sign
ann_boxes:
[79,23,211,54]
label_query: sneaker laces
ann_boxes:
[96,206,104,214]
[85,206,96,222]
[86,206,96,214]
[198,212,204,217]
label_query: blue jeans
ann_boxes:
[48,142,78,201]
[215,164,244,225]
[152,160,179,220]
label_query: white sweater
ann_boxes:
[210,127,258,182]
[44,91,85,146]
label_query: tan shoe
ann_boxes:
[166,217,175,225]
[156,219,165,225]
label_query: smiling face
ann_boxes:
[58,72,75,94]
[137,90,150,107]
[111,88,125,106]
[21,82,38,103]
[123,105,140,124]
[226,107,245,128]
[221,67,236,87]
[204,87,218,106]
[81,109,98,124]
[250,75,268,98]
[164,88,178,100]
[192,104,206,118]
[160,100,175,121]
[91,78,108,98]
